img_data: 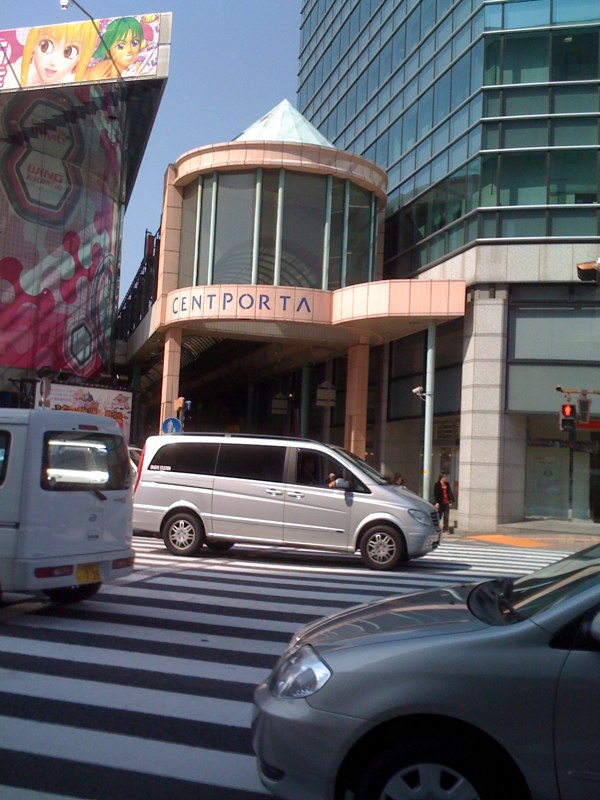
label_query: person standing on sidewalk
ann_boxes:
[434,472,455,533]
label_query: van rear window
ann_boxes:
[41,431,131,492]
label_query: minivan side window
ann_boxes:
[41,431,131,491]
[216,444,286,482]
[149,442,219,474]
[295,448,368,492]
[0,431,9,485]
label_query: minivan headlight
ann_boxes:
[270,645,332,698]
[408,508,431,525]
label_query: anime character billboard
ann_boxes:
[0,14,161,90]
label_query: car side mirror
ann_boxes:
[335,478,351,491]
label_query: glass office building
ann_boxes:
[298,0,600,530]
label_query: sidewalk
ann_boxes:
[447,518,600,552]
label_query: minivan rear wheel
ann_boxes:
[360,525,406,570]
[162,512,205,556]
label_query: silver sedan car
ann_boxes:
[252,543,600,800]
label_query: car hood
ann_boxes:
[293,584,488,652]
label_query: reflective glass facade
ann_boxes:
[298,0,600,275]
[178,168,378,290]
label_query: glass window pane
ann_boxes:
[510,306,600,361]
[213,172,255,285]
[552,31,598,81]
[480,211,498,236]
[500,210,546,236]
[504,0,550,28]
[552,118,597,146]
[346,184,374,287]
[198,174,213,285]
[179,180,198,288]
[504,87,549,116]
[553,85,598,113]
[217,444,286,482]
[553,0,600,24]
[329,178,345,290]
[549,209,598,236]
[402,104,418,150]
[451,52,471,107]
[504,120,548,148]
[480,154,498,206]
[549,150,598,204]
[484,36,501,86]
[280,173,327,288]
[257,170,279,285]
[499,152,547,205]
[503,34,549,84]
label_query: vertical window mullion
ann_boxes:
[322,175,333,290]
[341,179,350,287]
[274,168,285,286]
[251,168,262,285]
[207,173,218,285]
[192,176,203,286]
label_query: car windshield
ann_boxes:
[331,445,389,485]
[469,542,600,624]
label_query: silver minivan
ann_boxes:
[132,434,440,570]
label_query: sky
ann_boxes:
[2,0,301,300]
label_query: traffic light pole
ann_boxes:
[567,429,575,521]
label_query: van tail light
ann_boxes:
[133,444,146,495]
[35,565,74,578]
[112,556,135,570]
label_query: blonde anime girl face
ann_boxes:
[33,33,83,83]
[22,22,97,87]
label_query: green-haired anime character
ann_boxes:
[84,17,144,81]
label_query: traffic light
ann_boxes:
[577,396,592,424]
[560,402,576,432]
[175,396,185,423]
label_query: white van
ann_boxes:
[133,434,440,570]
[0,408,135,603]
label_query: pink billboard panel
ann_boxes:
[0,86,123,377]
[0,14,162,91]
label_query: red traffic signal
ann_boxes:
[560,403,576,431]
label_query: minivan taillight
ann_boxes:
[133,444,145,494]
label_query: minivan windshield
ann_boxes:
[469,543,600,624]
[332,445,389,485]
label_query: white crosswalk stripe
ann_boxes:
[0,535,568,799]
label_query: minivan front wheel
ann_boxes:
[360,525,406,570]
[162,512,205,556]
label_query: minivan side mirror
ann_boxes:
[589,609,600,644]
[334,478,351,491]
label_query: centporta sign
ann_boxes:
[166,285,332,326]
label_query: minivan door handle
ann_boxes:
[266,488,284,496]
[287,491,305,499]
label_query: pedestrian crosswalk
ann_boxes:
[0,536,568,799]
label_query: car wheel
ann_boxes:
[351,739,524,800]
[44,582,102,604]
[206,540,235,552]
[162,512,205,556]
[360,524,406,570]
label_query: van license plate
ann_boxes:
[76,563,101,584]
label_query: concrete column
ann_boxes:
[457,285,523,532]
[159,328,182,430]
[156,164,182,301]
[344,343,369,457]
